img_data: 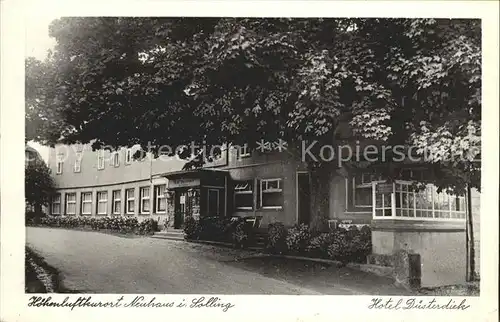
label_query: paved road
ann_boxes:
[26,227,410,295]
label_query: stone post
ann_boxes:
[393,250,421,290]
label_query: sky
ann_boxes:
[25,15,59,162]
[25,15,59,60]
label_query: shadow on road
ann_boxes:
[221,256,413,295]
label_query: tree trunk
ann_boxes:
[308,162,331,232]
[466,185,476,281]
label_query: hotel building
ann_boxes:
[45,140,480,286]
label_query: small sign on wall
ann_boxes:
[179,195,186,204]
[168,178,200,189]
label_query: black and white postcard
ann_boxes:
[1,1,498,321]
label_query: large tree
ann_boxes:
[25,160,56,213]
[26,18,481,233]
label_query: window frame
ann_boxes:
[56,154,64,174]
[125,149,132,165]
[260,178,283,209]
[236,143,251,159]
[207,189,220,216]
[234,180,254,210]
[353,173,382,208]
[112,190,122,215]
[373,181,466,221]
[81,192,93,215]
[112,152,120,167]
[65,193,77,215]
[139,186,151,214]
[154,185,167,213]
[96,191,108,215]
[97,150,105,170]
[51,194,61,215]
[125,188,135,215]
[74,152,82,173]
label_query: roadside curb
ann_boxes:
[251,254,395,279]
[185,239,395,280]
[186,239,264,251]
[187,241,393,275]
[187,239,232,247]
[270,254,344,267]
[345,263,394,278]
[268,255,396,280]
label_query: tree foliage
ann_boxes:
[26,18,481,227]
[25,160,56,209]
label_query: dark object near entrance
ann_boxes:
[182,215,261,248]
[183,216,200,240]
[174,211,184,229]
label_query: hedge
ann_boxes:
[183,216,254,248]
[183,216,372,264]
[267,223,372,264]
[27,215,159,235]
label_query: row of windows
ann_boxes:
[373,182,466,219]
[233,178,283,210]
[55,143,257,175]
[56,149,135,174]
[51,185,167,215]
[352,170,427,208]
[348,171,466,220]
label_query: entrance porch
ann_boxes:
[163,169,228,229]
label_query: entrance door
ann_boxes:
[297,172,311,225]
[174,191,187,229]
[207,189,220,217]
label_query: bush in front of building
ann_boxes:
[267,222,288,254]
[183,216,255,248]
[25,210,47,226]
[183,216,200,240]
[88,217,140,233]
[32,215,158,235]
[286,224,311,254]
[196,216,232,242]
[306,232,337,259]
[265,222,372,263]
[326,226,372,264]
[137,218,159,235]
[231,218,254,249]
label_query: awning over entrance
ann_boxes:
[162,168,228,189]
